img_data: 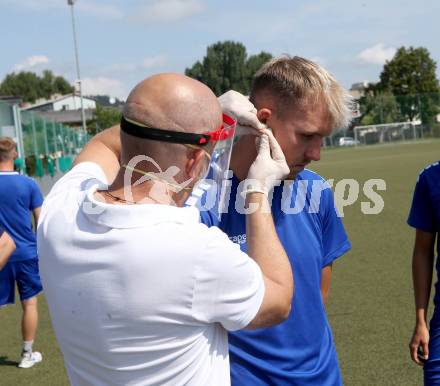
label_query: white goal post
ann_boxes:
[353,122,421,145]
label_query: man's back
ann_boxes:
[38,163,265,386]
[0,171,42,262]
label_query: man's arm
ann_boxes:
[243,131,293,329]
[0,230,16,271]
[409,229,436,365]
[32,207,41,228]
[73,125,121,183]
[321,263,333,306]
[245,193,293,329]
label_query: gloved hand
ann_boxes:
[218,90,266,135]
[242,129,289,197]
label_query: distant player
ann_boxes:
[408,160,440,385]
[0,137,44,368]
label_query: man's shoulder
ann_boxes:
[196,222,243,255]
[67,162,107,180]
[22,175,41,190]
[48,162,107,197]
[419,160,440,180]
[295,169,333,196]
[198,222,230,242]
[0,173,39,191]
[0,172,30,182]
[297,168,327,183]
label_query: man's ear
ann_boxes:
[257,108,272,125]
[185,148,207,179]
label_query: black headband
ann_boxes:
[120,116,210,146]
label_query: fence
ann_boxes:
[323,91,440,147]
[353,122,424,146]
[0,99,89,178]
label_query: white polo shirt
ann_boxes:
[38,162,264,386]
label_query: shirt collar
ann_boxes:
[0,171,19,175]
[80,183,200,229]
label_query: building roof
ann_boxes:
[22,93,95,111]
[32,109,94,124]
[0,95,22,105]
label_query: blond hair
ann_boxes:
[0,137,17,162]
[250,55,353,130]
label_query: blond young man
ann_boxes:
[196,56,353,385]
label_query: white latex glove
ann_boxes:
[218,90,266,135]
[242,129,289,197]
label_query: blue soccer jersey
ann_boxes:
[198,169,351,385]
[408,161,440,302]
[0,171,43,262]
[407,161,440,385]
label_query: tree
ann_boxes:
[245,51,273,90]
[0,72,40,103]
[359,92,402,125]
[375,47,440,124]
[0,70,73,103]
[89,104,121,135]
[40,70,73,99]
[185,41,273,95]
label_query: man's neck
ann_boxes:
[0,161,14,172]
[230,135,258,181]
[230,136,299,182]
[104,168,187,207]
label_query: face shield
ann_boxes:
[202,113,236,187]
[189,113,236,218]
[120,113,236,195]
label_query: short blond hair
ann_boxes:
[0,137,17,162]
[250,55,353,130]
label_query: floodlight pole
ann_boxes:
[68,0,87,138]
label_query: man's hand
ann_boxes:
[409,322,429,365]
[218,90,266,135]
[243,129,289,197]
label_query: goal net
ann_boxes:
[353,122,422,145]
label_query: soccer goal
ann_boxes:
[353,122,422,146]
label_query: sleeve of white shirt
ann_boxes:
[39,162,109,226]
[191,226,265,331]
[48,162,108,198]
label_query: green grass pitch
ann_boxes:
[0,138,439,385]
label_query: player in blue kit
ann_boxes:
[195,56,353,385]
[408,161,440,385]
[0,137,44,368]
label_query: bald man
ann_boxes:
[38,73,293,386]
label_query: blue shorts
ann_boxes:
[0,258,43,306]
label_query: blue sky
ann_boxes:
[1,0,439,100]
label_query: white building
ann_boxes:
[24,94,96,112]
[349,81,374,100]
[21,94,96,127]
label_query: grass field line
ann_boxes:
[319,148,439,166]
[325,139,440,152]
